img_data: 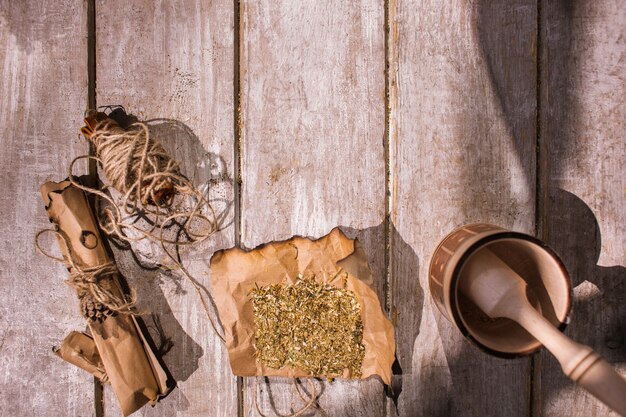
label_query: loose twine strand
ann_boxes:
[253,377,325,417]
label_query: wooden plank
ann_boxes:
[239,0,386,415]
[95,1,237,415]
[0,1,94,415]
[391,0,537,415]
[537,1,625,415]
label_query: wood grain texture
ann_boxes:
[239,0,386,415]
[2,1,623,416]
[0,1,93,415]
[391,0,537,415]
[96,1,237,415]
[538,1,625,415]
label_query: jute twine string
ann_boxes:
[293,379,328,417]
[67,114,226,342]
[253,377,325,417]
[35,229,136,314]
[71,118,217,245]
[98,372,110,384]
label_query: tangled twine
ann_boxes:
[72,113,218,245]
[67,110,225,341]
[91,118,179,208]
[35,229,136,316]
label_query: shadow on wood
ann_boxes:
[148,118,235,233]
[543,188,626,400]
[476,0,538,182]
[342,221,423,412]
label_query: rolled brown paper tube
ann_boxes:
[41,178,171,416]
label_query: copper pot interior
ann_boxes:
[455,238,571,355]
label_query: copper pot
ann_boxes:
[428,223,572,357]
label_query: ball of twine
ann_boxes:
[72,111,218,246]
[90,117,180,208]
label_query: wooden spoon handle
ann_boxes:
[570,351,626,416]
[515,303,626,415]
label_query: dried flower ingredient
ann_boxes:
[250,275,365,378]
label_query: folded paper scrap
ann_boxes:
[41,178,171,416]
[210,228,395,384]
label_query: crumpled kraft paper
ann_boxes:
[54,331,107,382]
[210,228,395,384]
[41,178,171,416]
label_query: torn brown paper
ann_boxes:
[41,178,171,416]
[54,331,107,382]
[210,228,395,385]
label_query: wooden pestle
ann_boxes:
[460,248,626,416]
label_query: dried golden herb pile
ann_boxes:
[250,276,365,378]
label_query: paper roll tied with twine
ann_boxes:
[40,178,171,416]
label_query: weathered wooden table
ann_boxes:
[1,1,623,416]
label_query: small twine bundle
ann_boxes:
[84,113,179,207]
[71,110,218,246]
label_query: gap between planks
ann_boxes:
[532,1,543,416]
[234,0,244,416]
[383,0,397,415]
[86,0,104,415]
